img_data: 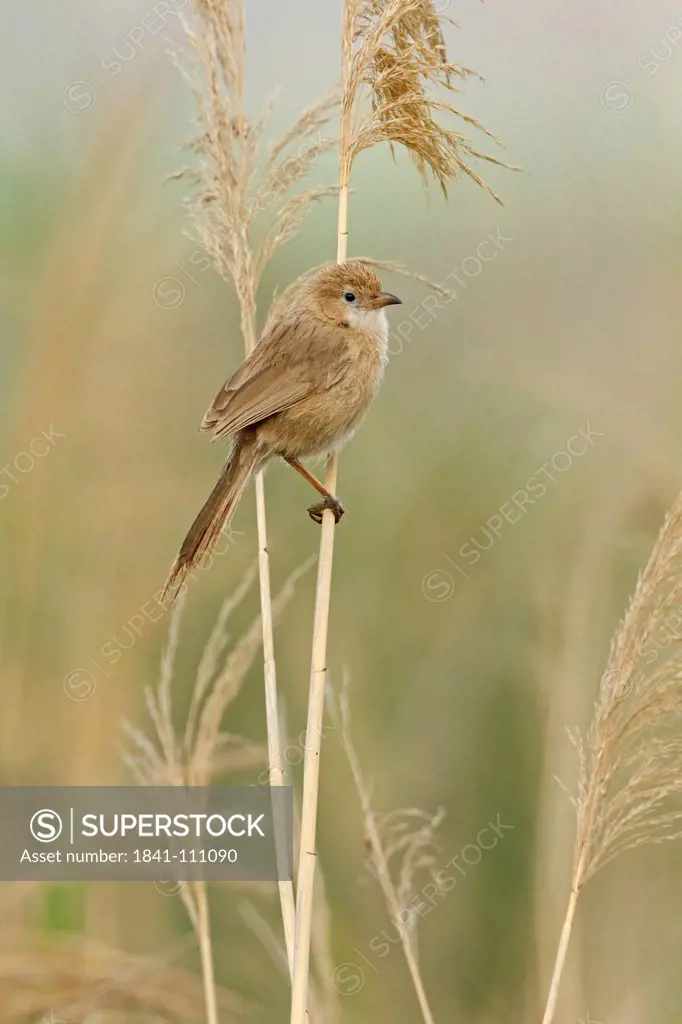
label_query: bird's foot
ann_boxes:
[307,495,345,525]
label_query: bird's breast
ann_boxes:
[259,324,386,459]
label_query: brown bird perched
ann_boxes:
[163,261,401,598]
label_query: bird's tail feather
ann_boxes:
[162,436,260,603]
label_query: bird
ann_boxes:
[162,261,402,599]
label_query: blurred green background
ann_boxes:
[3,0,682,1021]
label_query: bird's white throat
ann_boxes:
[346,307,389,363]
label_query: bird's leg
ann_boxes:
[284,457,345,525]
[284,457,332,498]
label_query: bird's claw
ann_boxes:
[307,496,345,525]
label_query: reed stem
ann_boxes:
[540,883,580,1024]
[255,472,297,977]
[540,743,604,1023]
[194,880,219,1024]
[243,277,297,979]
[290,11,353,1020]
[290,469,339,1024]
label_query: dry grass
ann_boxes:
[0,934,248,1022]
[125,560,312,790]
[330,681,445,1024]
[542,489,682,1023]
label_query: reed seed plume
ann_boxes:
[368,807,446,921]
[576,492,682,880]
[542,489,682,1024]
[340,0,514,200]
[172,1,339,346]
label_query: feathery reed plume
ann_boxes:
[124,559,312,786]
[124,561,311,1024]
[542,490,682,1024]
[172,1,339,355]
[342,0,513,200]
[329,681,442,1024]
[172,0,338,982]
[291,4,510,1022]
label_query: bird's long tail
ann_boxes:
[162,434,262,602]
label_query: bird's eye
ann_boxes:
[343,291,357,303]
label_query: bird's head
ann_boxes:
[302,261,402,331]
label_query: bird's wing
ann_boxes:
[201,318,321,440]
[202,368,316,440]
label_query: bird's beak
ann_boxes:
[370,291,402,309]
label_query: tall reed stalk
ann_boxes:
[242,260,297,978]
[291,2,507,1021]
[289,27,353,1024]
